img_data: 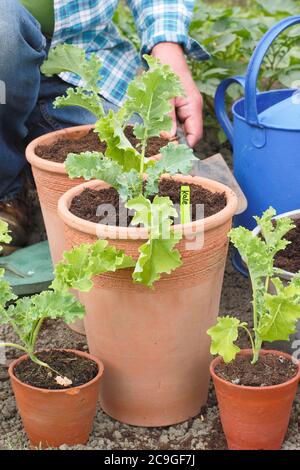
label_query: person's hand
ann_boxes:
[151,42,203,148]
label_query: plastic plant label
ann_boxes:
[180,185,191,225]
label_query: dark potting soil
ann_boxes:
[13,350,98,390]
[69,179,227,226]
[35,127,170,163]
[275,219,300,273]
[215,353,298,387]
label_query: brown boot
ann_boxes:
[0,198,29,256]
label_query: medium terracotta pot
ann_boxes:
[57,176,237,426]
[210,349,300,450]
[9,349,104,448]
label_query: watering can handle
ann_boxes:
[214,76,246,146]
[245,15,300,126]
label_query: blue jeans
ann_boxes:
[0,0,119,200]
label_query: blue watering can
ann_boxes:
[215,16,300,275]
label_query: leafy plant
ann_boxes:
[208,207,300,364]
[41,44,105,119]
[0,219,85,378]
[42,44,198,287]
[126,195,182,287]
[52,240,135,292]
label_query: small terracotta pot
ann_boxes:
[210,349,300,450]
[9,349,104,449]
[58,176,237,426]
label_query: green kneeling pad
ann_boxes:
[0,241,54,296]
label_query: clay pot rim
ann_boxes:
[25,124,176,174]
[58,176,238,240]
[210,348,300,391]
[252,208,300,280]
[8,348,104,393]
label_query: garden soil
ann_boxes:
[14,350,98,390]
[36,127,170,163]
[69,180,226,226]
[275,219,300,273]
[215,353,298,387]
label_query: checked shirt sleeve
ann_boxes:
[126,0,209,61]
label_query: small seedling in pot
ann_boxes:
[207,207,300,364]
[43,45,199,288]
[0,220,85,385]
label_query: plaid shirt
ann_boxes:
[51,0,208,105]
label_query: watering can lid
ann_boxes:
[259,92,300,130]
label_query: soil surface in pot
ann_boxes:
[13,350,98,390]
[275,219,300,273]
[35,127,170,163]
[215,353,298,387]
[69,179,227,226]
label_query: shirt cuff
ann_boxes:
[140,21,210,61]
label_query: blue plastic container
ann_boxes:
[215,16,300,274]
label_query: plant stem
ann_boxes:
[29,353,62,376]
[251,338,262,365]
[29,317,45,352]
[240,325,255,357]
[0,343,27,353]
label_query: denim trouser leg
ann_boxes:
[0,1,119,201]
[0,0,46,200]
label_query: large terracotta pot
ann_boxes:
[9,349,104,448]
[57,176,237,426]
[210,349,300,450]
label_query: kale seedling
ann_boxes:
[0,220,85,380]
[42,45,199,288]
[208,207,300,364]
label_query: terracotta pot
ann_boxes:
[57,176,237,426]
[210,349,300,450]
[253,209,300,354]
[9,349,104,448]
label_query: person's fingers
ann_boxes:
[176,96,203,147]
[169,99,177,137]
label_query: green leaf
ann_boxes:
[258,275,300,342]
[116,169,143,201]
[95,110,141,172]
[54,87,104,119]
[41,44,102,93]
[125,55,184,139]
[52,240,135,293]
[254,207,295,256]
[65,151,142,201]
[0,219,11,248]
[207,316,242,363]
[145,143,197,196]
[66,151,120,182]
[0,278,16,313]
[30,290,85,325]
[126,195,182,287]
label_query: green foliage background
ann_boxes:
[113,0,300,142]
